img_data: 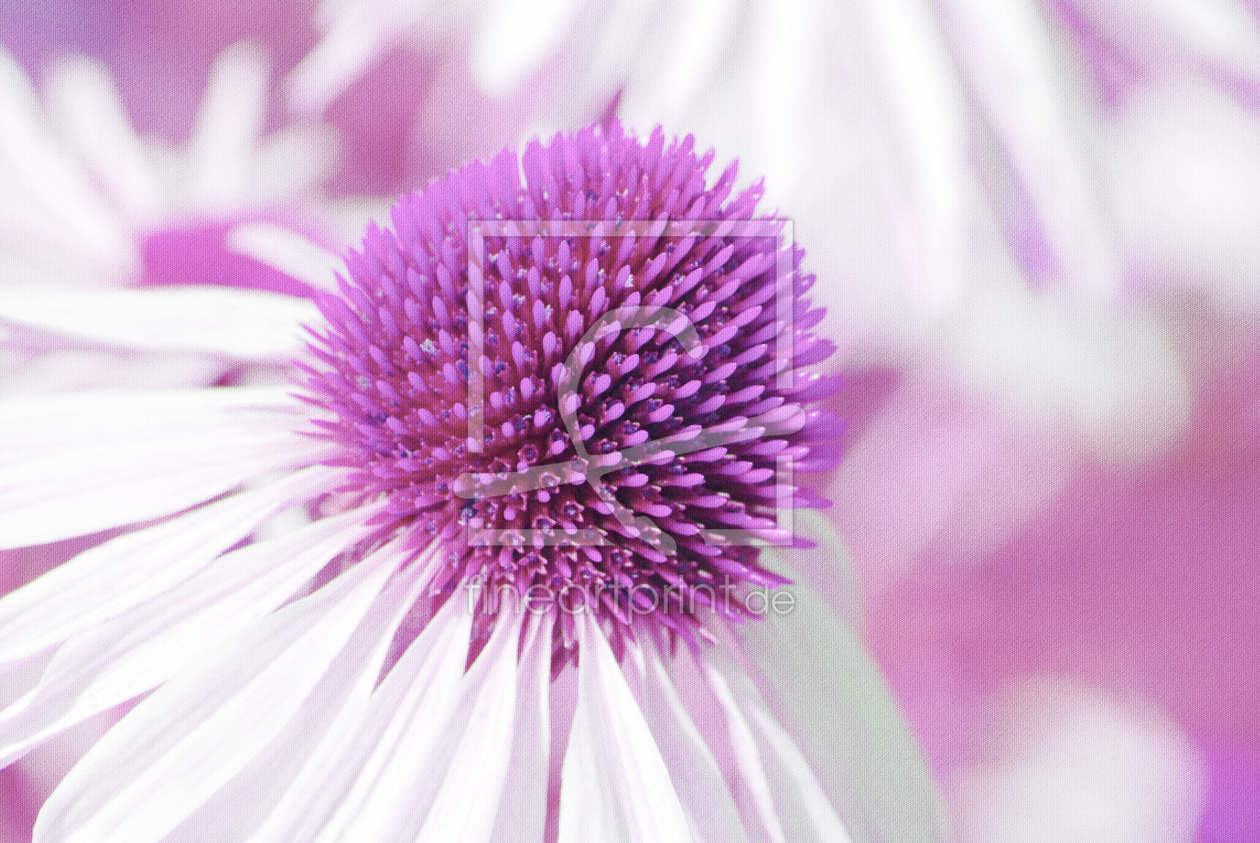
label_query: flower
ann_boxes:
[0,40,352,395]
[0,123,939,842]
[283,0,1260,836]
[0,39,340,287]
[949,677,1206,843]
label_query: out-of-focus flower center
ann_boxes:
[300,123,842,652]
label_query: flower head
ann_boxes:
[301,121,841,658]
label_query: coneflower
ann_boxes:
[0,122,938,843]
[0,42,344,394]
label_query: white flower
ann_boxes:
[0,124,939,843]
[0,40,339,289]
[0,41,354,394]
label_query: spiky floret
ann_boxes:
[299,122,842,658]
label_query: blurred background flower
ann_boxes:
[2,0,1259,840]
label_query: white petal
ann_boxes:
[952,677,1205,843]
[0,347,227,396]
[642,648,750,843]
[557,611,693,843]
[472,0,585,97]
[267,587,473,842]
[737,539,944,843]
[0,465,341,662]
[0,286,320,358]
[705,664,786,843]
[313,0,364,28]
[0,648,56,715]
[488,612,553,843]
[857,0,969,314]
[941,282,1190,463]
[32,537,401,843]
[0,503,375,768]
[707,659,851,843]
[159,543,436,842]
[139,136,181,212]
[226,222,344,293]
[0,241,120,290]
[42,55,163,227]
[0,49,136,276]
[619,0,737,127]
[415,611,528,842]
[247,125,341,205]
[284,12,395,114]
[0,387,329,547]
[0,384,301,458]
[742,0,830,196]
[941,0,1118,298]
[1128,0,1260,78]
[313,195,394,245]
[188,42,269,211]
[322,607,523,842]
[285,0,455,112]
[1106,77,1260,310]
[747,705,856,843]
[579,0,661,113]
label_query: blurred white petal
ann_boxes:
[249,125,342,206]
[618,0,738,129]
[0,286,319,359]
[286,0,445,114]
[951,678,1206,843]
[1108,77,1260,307]
[227,223,344,293]
[857,0,969,316]
[0,50,136,284]
[940,0,1119,298]
[43,57,163,228]
[473,0,585,97]
[942,283,1191,462]
[189,42,270,212]
[1076,0,1260,81]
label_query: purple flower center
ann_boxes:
[300,122,842,657]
